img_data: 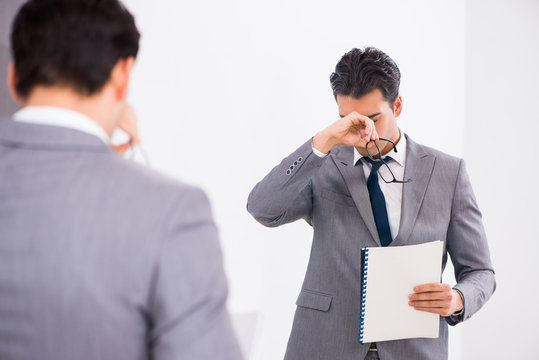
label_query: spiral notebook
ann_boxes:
[359,240,444,344]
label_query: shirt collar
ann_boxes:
[353,129,407,167]
[13,106,110,145]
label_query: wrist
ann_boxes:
[312,130,336,154]
[452,289,464,313]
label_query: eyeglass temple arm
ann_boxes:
[375,137,398,153]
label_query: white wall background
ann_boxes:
[463,1,539,359]
[120,0,538,359]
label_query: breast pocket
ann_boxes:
[296,289,333,312]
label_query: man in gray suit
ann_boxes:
[0,0,242,359]
[247,47,495,360]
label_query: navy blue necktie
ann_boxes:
[363,157,393,247]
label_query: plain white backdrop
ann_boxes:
[120,0,539,359]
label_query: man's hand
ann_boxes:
[112,104,141,154]
[312,112,378,154]
[408,283,463,317]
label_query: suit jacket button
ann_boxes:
[286,169,291,175]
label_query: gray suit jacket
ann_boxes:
[0,119,243,360]
[247,135,495,360]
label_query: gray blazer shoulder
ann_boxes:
[0,119,243,360]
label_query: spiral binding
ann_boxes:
[358,247,369,344]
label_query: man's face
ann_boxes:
[336,89,402,157]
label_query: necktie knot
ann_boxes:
[363,156,392,173]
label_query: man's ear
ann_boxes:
[393,95,403,117]
[110,57,135,102]
[7,63,22,104]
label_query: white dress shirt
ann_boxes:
[313,131,407,240]
[13,106,110,145]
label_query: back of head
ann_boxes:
[330,47,401,106]
[10,0,140,99]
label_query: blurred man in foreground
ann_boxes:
[0,0,242,359]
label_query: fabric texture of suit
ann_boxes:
[0,119,243,360]
[247,134,495,360]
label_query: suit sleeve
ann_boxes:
[149,187,243,360]
[445,159,496,326]
[247,139,328,227]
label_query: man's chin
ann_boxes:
[356,141,391,158]
[354,145,370,157]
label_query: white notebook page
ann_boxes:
[360,240,444,343]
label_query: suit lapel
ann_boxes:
[392,135,436,246]
[331,147,381,247]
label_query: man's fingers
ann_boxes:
[413,306,450,316]
[368,120,375,141]
[371,122,379,141]
[409,300,449,308]
[409,283,460,317]
[362,121,373,142]
[123,124,140,144]
[111,143,131,154]
[335,112,379,147]
[348,115,367,129]
[348,115,374,142]
[117,104,141,144]
[123,124,140,143]
[367,120,375,141]
[409,291,453,301]
[414,283,451,293]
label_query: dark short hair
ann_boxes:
[330,47,401,107]
[10,0,140,98]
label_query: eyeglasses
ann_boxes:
[112,128,151,168]
[365,137,411,184]
[126,143,151,168]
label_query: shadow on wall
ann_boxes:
[0,43,19,116]
[0,0,24,117]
